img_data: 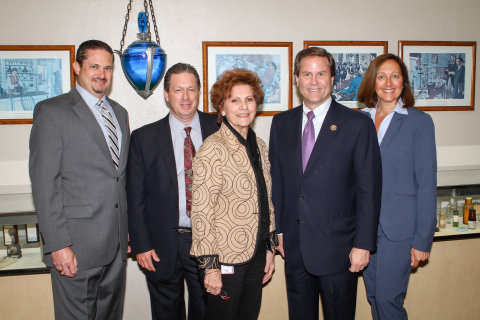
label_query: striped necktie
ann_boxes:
[97,100,120,169]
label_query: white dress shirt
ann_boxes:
[302,96,332,142]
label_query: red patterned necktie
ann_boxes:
[184,127,196,217]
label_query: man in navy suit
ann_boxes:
[269,47,382,320]
[127,63,219,320]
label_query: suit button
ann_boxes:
[300,194,305,199]
[116,177,119,181]
[115,203,119,208]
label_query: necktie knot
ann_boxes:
[97,100,106,110]
[307,110,315,121]
[185,126,192,136]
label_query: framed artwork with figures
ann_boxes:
[399,41,476,111]
[0,45,75,124]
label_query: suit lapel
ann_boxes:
[198,111,217,140]
[155,115,178,188]
[303,100,342,176]
[70,89,113,168]
[292,107,304,176]
[380,112,405,152]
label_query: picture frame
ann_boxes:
[398,41,476,111]
[304,41,388,109]
[2,225,18,246]
[202,41,293,116]
[25,223,39,243]
[0,45,75,124]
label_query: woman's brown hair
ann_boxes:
[357,54,415,108]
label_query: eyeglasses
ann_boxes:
[219,290,231,301]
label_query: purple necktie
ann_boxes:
[302,111,315,172]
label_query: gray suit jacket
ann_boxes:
[29,87,130,269]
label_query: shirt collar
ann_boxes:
[76,84,106,108]
[169,111,201,135]
[302,96,332,117]
[363,98,408,116]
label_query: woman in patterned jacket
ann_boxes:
[190,68,278,320]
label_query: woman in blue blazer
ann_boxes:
[357,54,437,320]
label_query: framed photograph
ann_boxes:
[304,41,388,108]
[2,225,18,246]
[399,41,476,111]
[0,45,75,124]
[25,224,39,243]
[203,42,293,116]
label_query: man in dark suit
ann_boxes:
[29,40,130,319]
[454,56,465,99]
[127,63,219,320]
[269,47,382,320]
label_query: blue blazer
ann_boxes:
[362,107,437,252]
[269,100,382,276]
[126,112,219,280]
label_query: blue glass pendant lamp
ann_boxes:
[115,1,166,99]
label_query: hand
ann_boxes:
[136,250,160,272]
[263,250,275,284]
[276,234,285,258]
[411,248,430,268]
[51,247,78,278]
[349,247,370,273]
[204,269,222,295]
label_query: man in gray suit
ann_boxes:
[29,40,130,319]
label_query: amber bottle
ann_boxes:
[468,209,476,230]
[463,197,473,225]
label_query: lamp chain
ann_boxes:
[143,0,152,42]
[148,0,161,46]
[118,0,133,54]
[117,0,161,54]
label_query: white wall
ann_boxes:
[1,0,479,318]
[1,1,480,189]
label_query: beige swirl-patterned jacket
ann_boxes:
[190,122,276,268]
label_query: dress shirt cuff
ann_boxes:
[196,255,220,270]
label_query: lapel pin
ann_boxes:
[330,124,337,131]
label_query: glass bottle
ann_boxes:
[439,211,446,229]
[463,197,473,225]
[468,209,476,230]
[452,210,459,227]
[446,198,455,224]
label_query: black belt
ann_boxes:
[175,227,192,234]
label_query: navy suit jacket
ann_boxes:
[361,107,437,252]
[126,111,219,280]
[269,100,382,276]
